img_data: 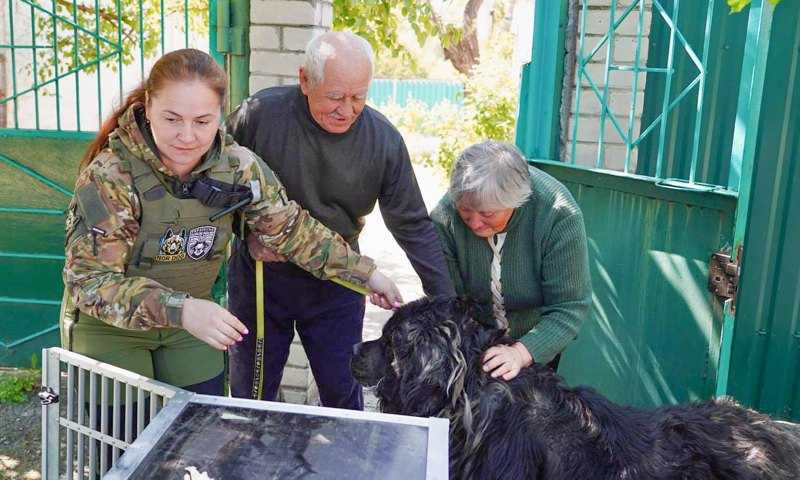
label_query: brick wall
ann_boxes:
[564,0,652,171]
[249,0,332,94]
[247,0,332,404]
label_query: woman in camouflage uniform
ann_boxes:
[61,49,402,395]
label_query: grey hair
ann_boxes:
[449,141,532,210]
[303,31,374,87]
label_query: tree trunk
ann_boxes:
[434,0,484,76]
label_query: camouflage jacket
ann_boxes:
[63,104,375,330]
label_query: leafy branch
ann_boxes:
[727,0,783,13]
[28,0,207,88]
[333,0,487,76]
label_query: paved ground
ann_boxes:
[357,161,447,410]
[359,161,448,341]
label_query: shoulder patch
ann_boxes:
[75,182,111,227]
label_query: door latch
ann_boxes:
[708,247,741,313]
[38,386,59,405]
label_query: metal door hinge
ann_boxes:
[215,0,248,55]
[708,247,741,313]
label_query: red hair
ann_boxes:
[80,48,227,171]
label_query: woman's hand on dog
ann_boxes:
[482,342,533,380]
[367,270,404,310]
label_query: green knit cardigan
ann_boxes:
[431,166,592,364]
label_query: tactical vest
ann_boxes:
[63,145,240,344]
[122,151,237,300]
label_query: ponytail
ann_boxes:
[79,85,146,172]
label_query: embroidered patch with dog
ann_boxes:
[155,228,187,262]
[186,225,217,260]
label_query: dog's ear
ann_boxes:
[454,298,511,344]
[391,317,466,417]
[460,320,509,366]
[453,297,485,325]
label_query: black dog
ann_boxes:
[351,297,800,479]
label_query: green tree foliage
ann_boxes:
[426,30,518,172]
[379,28,518,174]
[333,0,444,68]
[727,0,783,13]
[333,0,485,76]
[30,0,207,87]
[0,359,38,404]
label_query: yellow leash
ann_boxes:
[331,277,371,296]
[251,260,266,399]
[249,263,370,400]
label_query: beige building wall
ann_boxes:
[249,0,332,94]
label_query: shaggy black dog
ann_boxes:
[351,297,800,479]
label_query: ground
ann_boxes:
[0,392,41,480]
[0,159,447,480]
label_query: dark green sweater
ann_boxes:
[431,167,592,363]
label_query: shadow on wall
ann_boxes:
[556,177,734,408]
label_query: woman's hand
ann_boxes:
[181,298,248,351]
[482,342,533,381]
[366,270,404,310]
[247,232,287,263]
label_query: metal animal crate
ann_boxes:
[40,347,180,479]
[40,347,449,479]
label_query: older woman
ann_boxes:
[431,140,591,381]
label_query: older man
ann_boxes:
[226,31,455,410]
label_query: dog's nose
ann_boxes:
[352,342,362,356]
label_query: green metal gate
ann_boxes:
[723,3,800,420]
[0,0,249,366]
[517,0,798,420]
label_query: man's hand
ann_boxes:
[482,342,533,381]
[366,270,404,310]
[247,232,287,263]
[181,298,248,351]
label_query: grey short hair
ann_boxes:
[303,31,374,87]
[449,141,532,210]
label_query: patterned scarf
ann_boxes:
[487,232,508,329]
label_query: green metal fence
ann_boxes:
[566,0,732,187]
[517,0,798,421]
[0,0,220,366]
[368,78,464,107]
[724,0,800,420]
[0,0,212,132]
[636,0,749,186]
[519,0,748,193]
